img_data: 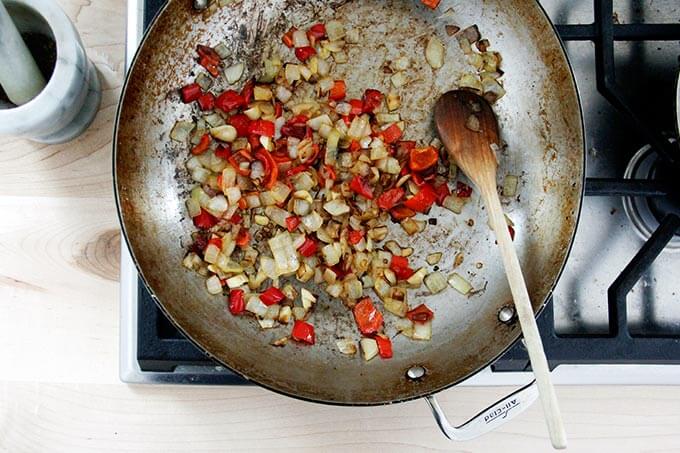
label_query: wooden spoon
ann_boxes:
[434,90,567,449]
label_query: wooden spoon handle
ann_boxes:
[480,183,567,450]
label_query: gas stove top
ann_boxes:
[120,0,680,385]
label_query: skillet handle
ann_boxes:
[425,380,538,441]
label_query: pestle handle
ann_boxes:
[0,0,46,105]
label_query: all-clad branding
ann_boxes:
[484,398,520,424]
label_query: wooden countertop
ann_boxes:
[1,1,679,451]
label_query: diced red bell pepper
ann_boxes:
[260,287,286,306]
[319,164,336,183]
[409,146,439,172]
[353,297,383,335]
[230,212,243,224]
[197,45,221,64]
[362,89,383,113]
[390,255,415,280]
[348,99,363,116]
[328,80,347,101]
[307,23,327,41]
[285,216,301,232]
[404,183,437,213]
[281,115,309,139]
[420,0,442,9]
[390,206,416,221]
[297,237,318,257]
[249,119,276,137]
[238,198,248,209]
[274,102,283,118]
[291,320,315,345]
[180,83,202,103]
[434,182,451,205]
[295,46,317,62]
[349,140,361,153]
[197,92,215,111]
[375,335,393,359]
[216,90,246,112]
[193,208,218,230]
[349,175,374,200]
[508,225,516,241]
[235,229,250,247]
[254,149,279,189]
[377,187,405,211]
[191,133,212,155]
[286,164,309,177]
[214,145,231,160]
[406,304,434,323]
[456,181,473,198]
[348,229,364,245]
[198,55,220,77]
[240,79,255,104]
[229,114,252,137]
[207,237,222,249]
[382,123,403,144]
[228,289,245,315]
[282,26,297,48]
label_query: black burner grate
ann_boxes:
[136,0,680,377]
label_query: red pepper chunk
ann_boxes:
[191,134,212,155]
[260,287,286,306]
[349,175,374,200]
[240,79,255,104]
[228,289,245,315]
[282,27,297,48]
[348,229,364,245]
[420,0,442,9]
[328,80,347,101]
[353,297,383,335]
[406,304,434,323]
[281,115,309,139]
[390,255,415,280]
[229,114,252,137]
[456,181,473,198]
[409,146,439,172]
[180,83,202,103]
[295,46,317,62]
[434,183,451,205]
[307,23,327,40]
[362,89,383,113]
[249,119,276,137]
[193,208,218,230]
[214,145,231,160]
[216,90,245,112]
[297,237,318,257]
[235,229,250,247]
[375,335,393,359]
[199,55,220,77]
[348,99,363,115]
[377,187,405,211]
[382,123,403,144]
[291,320,315,345]
[390,206,416,221]
[207,237,222,249]
[196,92,214,111]
[404,183,437,213]
[254,149,279,189]
[285,216,301,232]
[230,212,243,224]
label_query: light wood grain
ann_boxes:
[2,1,680,452]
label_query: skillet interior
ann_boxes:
[115,0,584,404]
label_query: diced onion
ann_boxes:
[426,252,442,265]
[360,338,378,361]
[246,296,269,317]
[443,194,468,214]
[390,72,409,88]
[207,195,228,216]
[336,339,357,355]
[424,271,447,294]
[275,85,293,103]
[301,287,316,309]
[326,20,345,41]
[210,125,237,142]
[226,274,248,289]
[292,29,310,47]
[224,63,244,84]
[170,121,195,142]
[448,272,472,295]
[278,306,292,324]
[268,231,300,276]
[412,320,432,340]
[324,199,350,216]
[502,175,519,198]
[206,275,223,295]
[321,242,342,266]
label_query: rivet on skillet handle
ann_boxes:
[425,381,539,441]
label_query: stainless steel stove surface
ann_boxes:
[120,0,680,385]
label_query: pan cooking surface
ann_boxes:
[115,0,583,404]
